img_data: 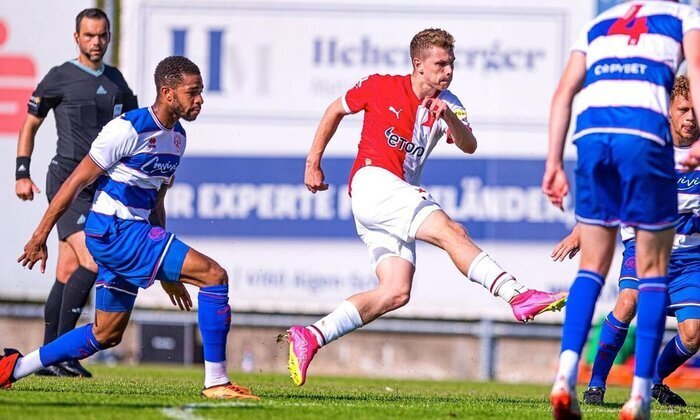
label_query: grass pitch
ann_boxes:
[0,365,697,419]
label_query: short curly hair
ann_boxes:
[410,28,455,60]
[671,75,690,102]
[154,56,201,91]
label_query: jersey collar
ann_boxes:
[69,59,105,77]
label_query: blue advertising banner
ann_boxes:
[166,157,576,241]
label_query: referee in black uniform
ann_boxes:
[15,8,137,377]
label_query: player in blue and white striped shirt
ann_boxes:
[542,1,700,418]
[3,56,258,400]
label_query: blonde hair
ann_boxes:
[671,75,690,102]
[410,28,455,60]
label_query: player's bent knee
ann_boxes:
[205,262,228,286]
[92,326,125,349]
[381,290,410,311]
[679,324,700,353]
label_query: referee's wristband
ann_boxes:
[16,157,31,180]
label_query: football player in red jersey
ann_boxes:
[287,28,567,386]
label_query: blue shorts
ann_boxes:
[85,215,190,313]
[618,241,700,322]
[575,134,677,230]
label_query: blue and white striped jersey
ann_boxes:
[86,107,186,232]
[572,1,700,145]
[621,146,700,250]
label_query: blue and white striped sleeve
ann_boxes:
[88,116,138,171]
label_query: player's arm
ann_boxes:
[422,98,476,154]
[15,114,45,201]
[305,97,347,193]
[542,51,586,210]
[150,178,191,311]
[150,182,170,228]
[18,155,104,273]
[442,107,476,154]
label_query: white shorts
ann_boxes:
[351,166,441,269]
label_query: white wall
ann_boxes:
[0,0,92,300]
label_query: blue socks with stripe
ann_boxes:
[589,312,630,388]
[654,334,695,384]
[634,277,669,379]
[561,270,605,354]
[198,285,231,362]
[38,323,103,367]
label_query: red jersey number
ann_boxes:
[608,4,649,46]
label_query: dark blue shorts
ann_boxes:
[575,134,677,230]
[617,241,700,322]
[86,217,190,313]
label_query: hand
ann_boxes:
[304,162,329,193]
[542,164,569,211]
[16,178,40,201]
[160,282,192,311]
[422,97,449,120]
[680,141,700,171]
[551,227,580,262]
[17,233,49,273]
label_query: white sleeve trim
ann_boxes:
[341,94,352,114]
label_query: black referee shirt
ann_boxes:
[28,60,138,171]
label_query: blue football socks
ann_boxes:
[589,312,630,388]
[38,323,103,367]
[198,285,231,362]
[634,277,668,379]
[654,334,695,384]
[561,270,605,354]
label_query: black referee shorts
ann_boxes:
[46,158,96,241]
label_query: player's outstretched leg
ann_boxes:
[415,210,567,322]
[0,318,119,389]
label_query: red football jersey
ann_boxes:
[343,74,470,189]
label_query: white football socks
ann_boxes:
[12,350,44,380]
[556,349,580,388]
[467,252,527,302]
[308,300,364,347]
[204,360,229,388]
[631,376,652,402]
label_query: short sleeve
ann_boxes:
[342,74,379,114]
[440,92,471,144]
[571,23,591,54]
[88,117,138,170]
[682,6,700,35]
[28,66,63,118]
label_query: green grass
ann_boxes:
[0,365,697,419]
